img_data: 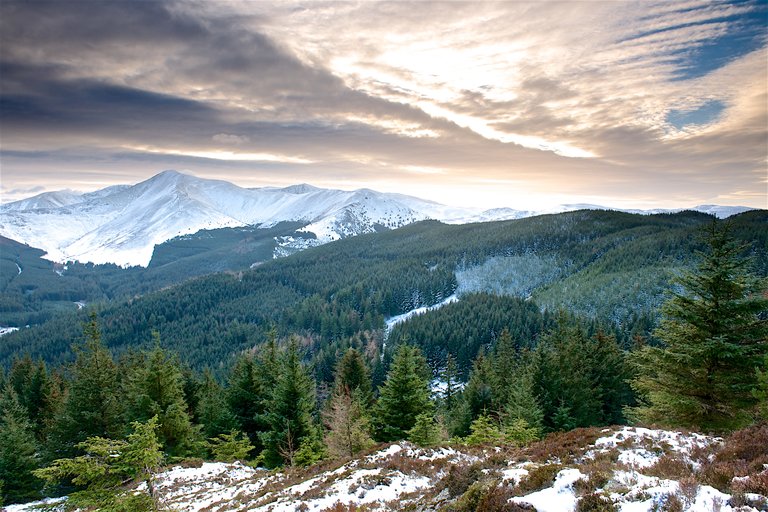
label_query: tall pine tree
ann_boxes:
[0,384,40,504]
[630,222,768,432]
[373,345,433,442]
[50,313,123,458]
[123,334,199,457]
[260,338,316,467]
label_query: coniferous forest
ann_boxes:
[0,213,766,508]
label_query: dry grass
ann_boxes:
[525,427,604,464]
[645,454,694,480]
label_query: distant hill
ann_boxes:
[1,208,765,374]
[0,170,755,267]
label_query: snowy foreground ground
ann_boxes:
[7,426,768,512]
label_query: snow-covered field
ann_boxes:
[9,426,767,512]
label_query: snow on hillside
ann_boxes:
[0,170,757,267]
[10,426,767,512]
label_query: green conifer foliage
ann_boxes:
[407,412,443,447]
[0,385,40,504]
[463,414,504,446]
[630,222,768,432]
[373,345,433,442]
[753,354,768,421]
[260,338,316,467]
[123,334,199,457]
[334,347,373,406]
[196,369,237,439]
[34,416,163,512]
[51,314,123,457]
[207,430,254,462]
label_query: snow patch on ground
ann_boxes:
[0,326,19,336]
[384,294,458,335]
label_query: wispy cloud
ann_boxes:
[0,0,765,209]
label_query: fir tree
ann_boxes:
[407,412,443,447]
[0,384,40,504]
[753,354,768,421]
[373,345,433,442]
[461,350,496,425]
[123,334,199,457]
[35,416,163,512]
[334,347,373,407]
[196,369,237,440]
[502,359,544,432]
[441,353,461,412]
[207,430,254,462]
[630,222,768,432]
[463,414,504,446]
[260,338,316,467]
[50,313,123,457]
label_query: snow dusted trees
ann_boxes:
[630,222,768,432]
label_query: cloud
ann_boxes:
[212,133,251,145]
[0,0,765,209]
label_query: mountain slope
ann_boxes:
[2,209,765,372]
[0,171,475,267]
[9,425,767,512]
[0,170,755,267]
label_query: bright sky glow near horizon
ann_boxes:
[1,0,766,210]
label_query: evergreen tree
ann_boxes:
[260,338,316,467]
[532,316,603,431]
[35,416,163,512]
[123,334,199,457]
[226,329,280,451]
[8,356,62,443]
[753,354,768,421]
[207,430,254,462]
[630,222,768,432]
[463,414,504,446]
[334,347,373,406]
[407,412,443,447]
[196,369,237,440]
[373,345,433,442]
[0,384,40,504]
[441,353,461,412]
[323,388,374,458]
[50,313,123,458]
[502,358,544,432]
[461,351,496,425]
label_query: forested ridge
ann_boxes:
[0,218,766,509]
[1,209,766,375]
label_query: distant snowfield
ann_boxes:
[9,426,765,512]
[0,170,756,268]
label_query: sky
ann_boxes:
[0,0,766,210]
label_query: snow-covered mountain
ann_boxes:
[0,170,757,267]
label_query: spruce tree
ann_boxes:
[123,335,199,457]
[0,384,40,504]
[260,338,316,467]
[334,347,373,407]
[196,369,237,440]
[373,345,433,442]
[50,313,123,457]
[630,222,768,432]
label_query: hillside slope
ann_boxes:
[1,209,765,372]
[9,425,768,512]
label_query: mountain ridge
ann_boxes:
[0,170,756,267]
